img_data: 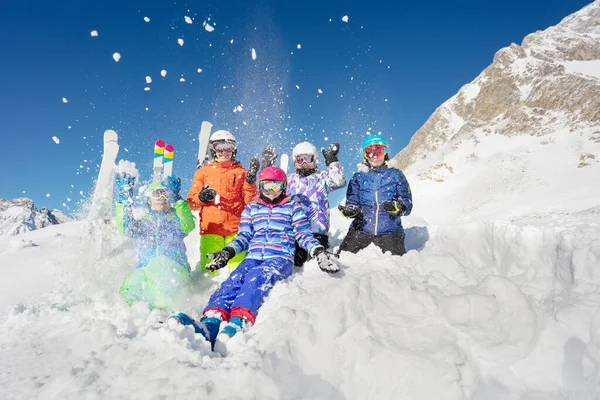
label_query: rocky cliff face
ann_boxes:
[391,1,600,173]
[0,198,71,237]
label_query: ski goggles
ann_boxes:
[363,144,387,158]
[295,154,315,165]
[149,188,168,200]
[211,141,236,153]
[259,180,286,192]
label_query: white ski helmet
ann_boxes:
[209,130,237,159]
[210,130,236,143]
[292,142,318,163]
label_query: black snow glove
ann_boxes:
[338,204,361,218]
[205,246,236,271]
[198,185,217,203]
[261,145,278,169]
[246,157,260,184]
[321,142,340,166]
[382,200,407,216]
[312,246,339,274]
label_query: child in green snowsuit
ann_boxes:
[116,174,195,309]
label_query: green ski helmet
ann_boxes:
[145,180,168,199]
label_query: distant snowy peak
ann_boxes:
[392,0,600,171]
[0,198,72,237]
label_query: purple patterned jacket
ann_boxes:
[286,161,347,235]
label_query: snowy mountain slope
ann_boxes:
[390,1,600,223]
[0,197,72,237]
[0,207,599,399]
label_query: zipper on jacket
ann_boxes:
[232,174,236,187]
[374,191,379,235]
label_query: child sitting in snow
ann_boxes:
[115,172,195,310]
[169,166,338,350]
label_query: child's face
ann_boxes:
[263,189,282,199]
[367,155,385,167]
[259,180,285,200]
[149,189,170,211]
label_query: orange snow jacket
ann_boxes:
[187,160,257,237]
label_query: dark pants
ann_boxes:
[294,233,329,266]
[339,228,406,256]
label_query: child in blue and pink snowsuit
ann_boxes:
[170,167,338,349]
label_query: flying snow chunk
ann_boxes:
[230,39,234,44]
[52,136,60,144]
[178,38,184,46]
[203,20,215,32]
[90,30,98,37]
[184,16,193,24]
[161,69,167,77]
[62,97,68,103]
[318,89,323,94]
[233,105,243,113]
[144,17,150,22]
[297,44,301,49]
[145,76,152,84]
[180,77,185,82]
[342,15,349,23]
[251,48,257,60]
[197,68,203,73]
[46,193,51,198]
[296,85,300,89]
[144,87,150,91]
[113,52,121,62]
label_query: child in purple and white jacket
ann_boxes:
[262,141,346,266]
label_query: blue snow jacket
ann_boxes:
[116,200,195,270]
[227,196,323,262]
[346,165,412,236]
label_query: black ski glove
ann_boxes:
[338,204,361,218]
[312,246,339,273]
[198,185,217,203]
[246,157,260,184]
[261,145,278,169]
[382,200,407,216]
[205,246,236,271]
[321,142,340,166]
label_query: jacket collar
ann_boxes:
[254,195,291,207]
[208,160,238,169]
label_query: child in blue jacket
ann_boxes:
[169,167,337,349]
[338,135,413,256]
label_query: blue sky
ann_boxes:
[0,0,592,212]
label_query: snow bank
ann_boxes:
[0,208,598,398]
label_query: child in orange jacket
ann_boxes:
[187,130,258,277]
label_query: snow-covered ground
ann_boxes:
[1,160,599,399]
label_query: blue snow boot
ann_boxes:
[220,316,245,338]
[167,313,203,333]
[197,317,222,347]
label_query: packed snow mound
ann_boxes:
[0,209,599,399]
[0,197,72,237]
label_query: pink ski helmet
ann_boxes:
[258,166,287,183]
